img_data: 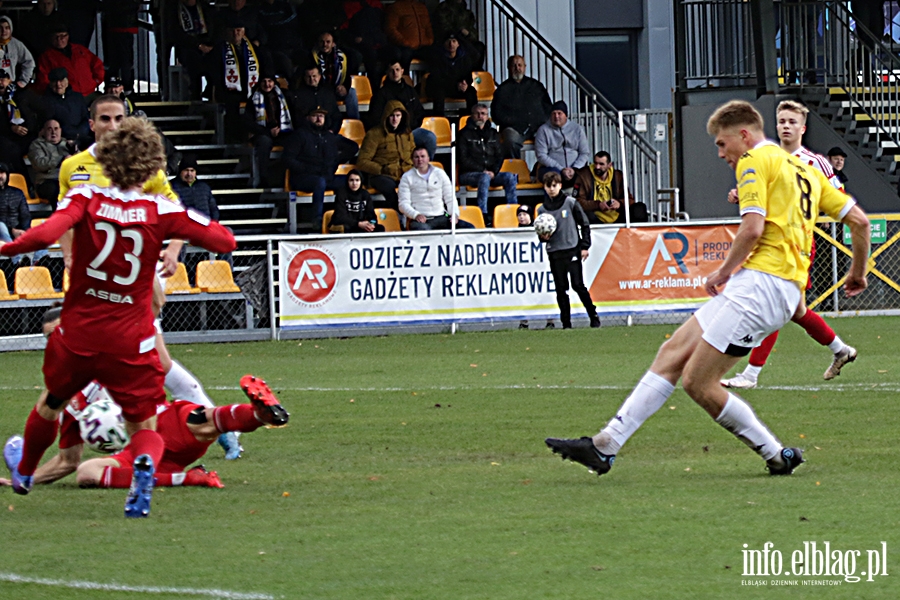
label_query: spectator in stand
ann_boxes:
[384,0,433,72]
[367,59,436,159]
[0,16,36,89]
[168,0,218,101]
[0,69,38,178]
[424,32,478,117]
[243,68,294,188]
[432,0,484,69]
[213,0,267,48]
[40,66,89,145]
[28,119,72,209]
[827,146,849,187]
[535,100,590,189]
[282,106,340,227]
[100,0,140,94]
[312,31,360,120]
[338,0,388,92]
[288,63,358,164]
[57,0,98,48]
[491,55,552,159]
[19,0,63,58]
[457,103,516,226]
[399,145,474,231]
[0,162,47,267]
[573,150,647,224]
[357,100,413,211]
[207,18,261,142]
[257,0,304,77]
[104,73,139,116]
[171,154,219,221]
[330,168,384,233]
[35,23,104,95]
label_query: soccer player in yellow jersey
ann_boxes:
[546,100,870,478]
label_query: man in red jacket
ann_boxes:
[34,22,104,95]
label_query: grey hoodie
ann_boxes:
[0,17,36,86]
[534,117,590,171]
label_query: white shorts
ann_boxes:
[155,262,167,293]
[695,269,800,356]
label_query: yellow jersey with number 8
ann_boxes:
[736,141,855,288]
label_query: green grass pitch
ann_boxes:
[1,317,898,599]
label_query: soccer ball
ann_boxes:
[78,398,129,453]
[534,213,557,238]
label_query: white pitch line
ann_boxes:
[0,573,274,600]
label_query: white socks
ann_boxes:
[594,371,675,455]
[828,336,844,354]
[715,393,782,461]
[164,360,214,408]
[741,364,762,380]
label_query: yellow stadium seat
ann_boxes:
[165,263,200,294]
[421,116,452,147]
[63,269,69,293]
[322,210,334,234]
[535,203,543,215]
[459,205,485,229]
[15,266,63,299]
[0,271,18,300]
[351,75,373,104]
[492,204,521,228]
[196,260,241,293]
[501,159,543,189]
[338,119,365,146]
[430,161,445,171]
[334,163,356,176]
[471,71,496,101]
[458,115,469,130]
[9,173,45,205]
[375,208,401,232]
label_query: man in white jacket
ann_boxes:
[399,147,475,231]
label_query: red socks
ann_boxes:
[213,405,263,434]
[128,429,165,467]
[749,330,779,367]
[18,407,60,476]
[794,310,836,346]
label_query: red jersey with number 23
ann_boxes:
[0,184,236,355]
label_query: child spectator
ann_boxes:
[516,204,531,227]
[330,169,384,233]
[536,171,601,329]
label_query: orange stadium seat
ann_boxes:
[0,271,18,300]
[338,119,365,145]
[471,71,496,101]
[459,205,485,229]
[492,204,521,228]
[501,159,542,189]
[165,263,200,294]
[421,117,452,147]
[322,210,334,234]
[196,260,241,293]
[15,266,63,299]
[375,208,401,232]
[351,75,373,104]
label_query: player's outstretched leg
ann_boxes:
[3,435,31,495]
[545,437,615,476]
[124,454,155,518]
[766,447,805,475]
[240,375,289,426]
[824,345,857,380]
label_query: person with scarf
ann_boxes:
[34,22,104,95]
[573,150,647,224]
[282,107,339,227]
[329,169,384,234]
[0,16,36,89]
[207,16,262,142]
[311,31,359,120]
[243,69,294,188]
[168,0,218,100]
[423,32,478,117]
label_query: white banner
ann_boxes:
[279,230,609,330]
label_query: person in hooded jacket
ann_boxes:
[329,168,384,234]
[356,99,413,210]
[0,16,36,89]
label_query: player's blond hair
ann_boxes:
[706,100,765,136]
[95,117,165,190]
[776,99,809,122]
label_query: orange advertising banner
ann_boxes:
[588,224,739,304]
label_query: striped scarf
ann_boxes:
[252,86,293,133]
[312,48,348,88]
[223,39,259,97]
[179,3,208,36]
[1,85,22,125]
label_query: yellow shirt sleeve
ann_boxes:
[736,152,767,216]
[814,169,855,220]
[143,170,180,204]
[57,154,76,200]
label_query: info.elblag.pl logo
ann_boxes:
[741,541,889,586]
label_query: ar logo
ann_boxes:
[643,232,689,276]
[287,248,337,304]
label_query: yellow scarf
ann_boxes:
[591,167,618,223]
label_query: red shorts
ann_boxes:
[57,410,83,450]
[110,401,213,472]
[43,332,165,423]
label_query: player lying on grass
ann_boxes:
[545,100,870,478]
[3,373,288,489]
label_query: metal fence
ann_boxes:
[2,219,897,352]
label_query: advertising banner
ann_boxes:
[279,225,738,330]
